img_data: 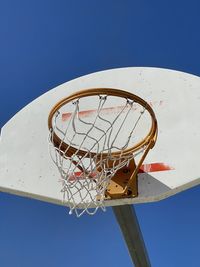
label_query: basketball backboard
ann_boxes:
[1,67,200,210]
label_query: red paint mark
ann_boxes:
[62,101,164,121]
[139,162,174,173]
[68,171,98,181]
[62,106,126,121]
[67,162,174,181]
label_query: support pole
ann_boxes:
[112,205,151,267]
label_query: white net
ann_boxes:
[49,93,151,217]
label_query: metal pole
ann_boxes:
[112,205,151,267]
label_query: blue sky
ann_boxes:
[1,1,200,266]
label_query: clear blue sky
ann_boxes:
[1,1,200,266]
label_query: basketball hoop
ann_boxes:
[48,88,157,216]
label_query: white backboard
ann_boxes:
[1,67,200,208]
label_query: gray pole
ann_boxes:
[112,205,151,267]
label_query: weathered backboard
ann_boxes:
[1,67,200,208]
